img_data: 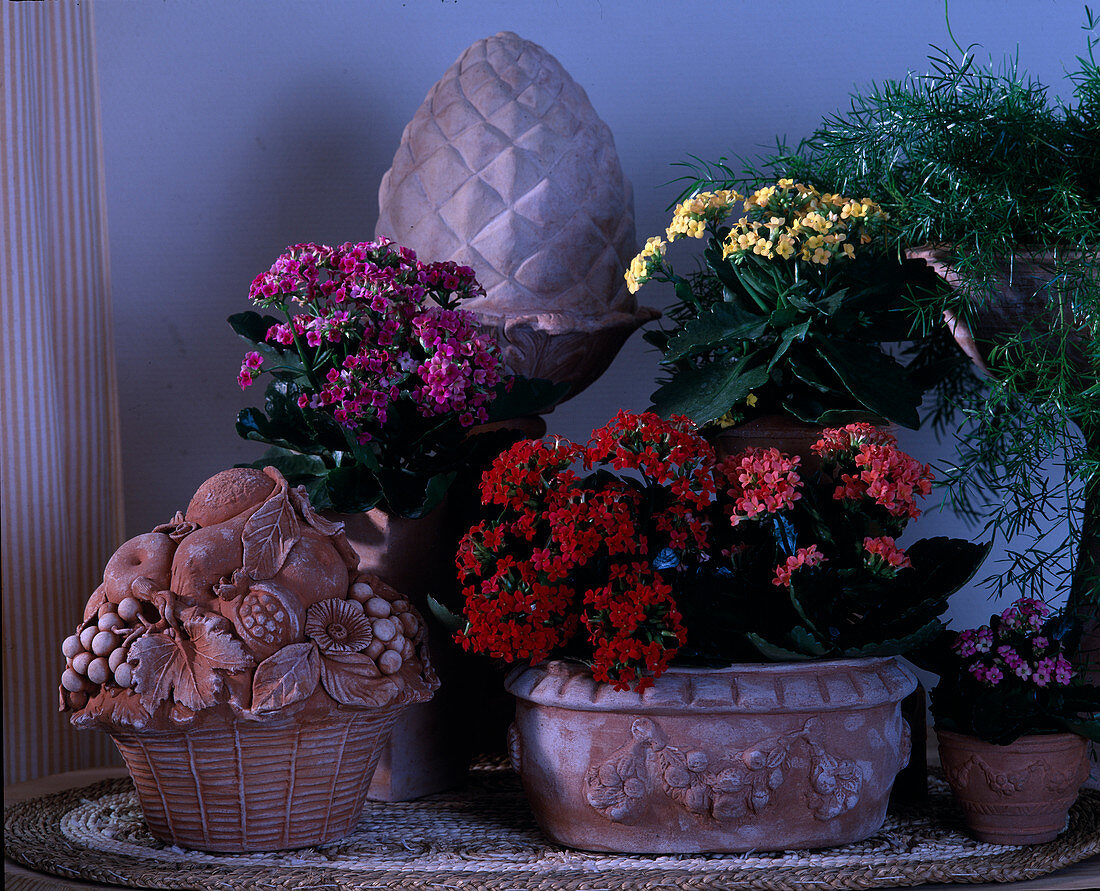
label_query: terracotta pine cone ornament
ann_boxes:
[376,31,659,401]
[59,467,438,732]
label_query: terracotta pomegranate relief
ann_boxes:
[376,31,658,400]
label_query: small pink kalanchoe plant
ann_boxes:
[930,597,1100,745]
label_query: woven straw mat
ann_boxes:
[5,765,1099,890]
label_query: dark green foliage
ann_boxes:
[730,536,990,662]
[672,13,1100,606]
[648,244,939,430]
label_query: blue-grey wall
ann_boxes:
[93,0,1086,630]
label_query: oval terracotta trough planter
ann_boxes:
[505,657,917,853]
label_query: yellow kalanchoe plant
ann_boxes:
[630,179,937,429]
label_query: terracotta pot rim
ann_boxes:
[476,307,661,334]
[505,656,916,714]
[907,243,1087,263]
[934,727,1087,748]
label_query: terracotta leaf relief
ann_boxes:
[584,717,864,824]
[241,476,301,580]
[250,642,321,713]
[128,610,252,713]
[320,652,400,708]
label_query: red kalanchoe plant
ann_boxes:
[457,412,710,690]
[230,238,510,517]
[457,415,989,689]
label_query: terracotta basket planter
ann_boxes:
[937,729,1090,845]
[109,708,400,852]
[505,658,916,853]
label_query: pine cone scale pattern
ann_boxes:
[376,31,657,397]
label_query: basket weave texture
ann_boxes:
[110,708,398,852]
[6,767,1100,890]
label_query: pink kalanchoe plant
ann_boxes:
[930,597,1100,745]
[230,239,513,517]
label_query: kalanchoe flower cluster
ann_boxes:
[239,240,503,441]
[721,447,802,526]
[952,599,1074,690]
[773,545,826,588]
[931,596,1100,745]
[458,416,981,685]
[814,424,933,533]
[625,180,890,293]
[457,411,710,691]
[863,536,912,577]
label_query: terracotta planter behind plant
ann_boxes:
[908,246,1088,375]
[711,415,829,466]
[711,414,893,474]
[505,658,916,853]
[336,505,467,801]
[936,728,1089,845]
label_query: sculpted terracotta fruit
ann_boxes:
[228,581,305,661]
[170,512,249,605]
[102,532,176,603]
[184,467,275,527]
[274,528,349,609]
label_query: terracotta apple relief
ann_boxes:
[60,467,438,731]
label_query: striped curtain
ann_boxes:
[1,2,125,782]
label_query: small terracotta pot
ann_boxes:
[936,728,1090,845]
[110,708,399,851]
[711,415,829,466]
[506,658,916,853]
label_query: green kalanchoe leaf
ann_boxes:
[228,310,284,347]
[426,595,466,633]
[904,538,992,599]
[840,618,944,658]
[485,376,571,423]
[377,468,457,520]
[811,333,922,428]
[650,355,770,425]
[789,625,831,657]
[662,302,767,362]
[769,320,813,371]
[746,632,819,662]
[324,464,383,514]
[236,407,314,456]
